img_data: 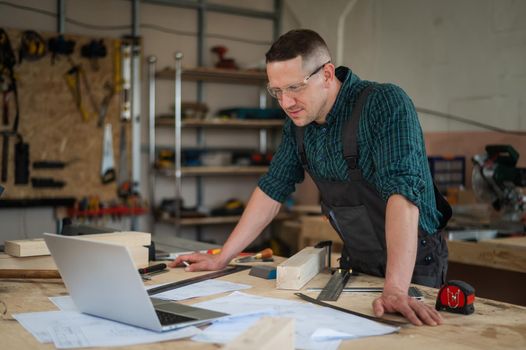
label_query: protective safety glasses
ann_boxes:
[267,60,331,100]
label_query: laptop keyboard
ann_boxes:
[155,309,196,326]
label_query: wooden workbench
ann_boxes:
[296,215,526,305]
[1,259,525,350]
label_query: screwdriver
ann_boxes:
[235,248,273,263]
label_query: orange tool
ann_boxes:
[235,248,273,263]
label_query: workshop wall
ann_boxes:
[0,0,295,245]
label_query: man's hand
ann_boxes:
[168,253,228,272]
[372,287,443,326]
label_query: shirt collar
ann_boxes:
[324,66,360,125]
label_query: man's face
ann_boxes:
[266,56,329,126]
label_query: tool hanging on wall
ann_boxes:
[101,123,116,184]
[1,28,23,184]
[33,159,79,169]
[64,64,97,122]
[81,39,107,71]
[19,30,46,63]
[47,35,75,64]
[98,82,114,127]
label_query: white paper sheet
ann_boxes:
[148,279,251,301]
[191,292,399,350]
[14,310,200,348]
[49,296,79,312]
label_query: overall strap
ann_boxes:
[342,84,375,180]
[294,125,308,169]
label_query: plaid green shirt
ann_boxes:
[258,66,442,234]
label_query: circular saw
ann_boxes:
[472,145,526,221]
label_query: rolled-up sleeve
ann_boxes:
[258,121,305,203]
[366,84,427,208]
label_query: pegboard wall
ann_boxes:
[0,28,131,201]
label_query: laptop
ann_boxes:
[43,233,228,332]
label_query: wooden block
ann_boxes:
[128,245,149,268]
[0,252,57,270]
[75,231,151,247]
[223,317,294,350]
[277,247,325,290]
[4,238,50,257]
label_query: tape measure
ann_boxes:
[435,280,475,315]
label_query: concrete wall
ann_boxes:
[287,0,526,133]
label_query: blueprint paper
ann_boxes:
[49,296,79,312]
[191,292,398,349]
[14,310,199,348]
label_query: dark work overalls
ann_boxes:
[294,85,452,288]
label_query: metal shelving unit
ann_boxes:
[146,1,282,239]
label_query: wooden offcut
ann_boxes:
[75,231,151,247]
[277,247,326,290]
[223,317,294,350]
[4,238,50,257]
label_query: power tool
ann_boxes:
[435,280,475,315]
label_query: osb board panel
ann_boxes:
[0,28,129,201]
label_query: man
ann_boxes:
[170,29,451,326]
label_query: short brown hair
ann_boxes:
[265,29,330,65]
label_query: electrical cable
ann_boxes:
[0,1,271,46]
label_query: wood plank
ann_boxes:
[277,247,326,290]
[223,317,294,350]
[156,118,284,129]
[156,67,267,85]
[74,231,151,247]
[157,212,291,226]
[156,166,269,176]
[447,237,526,273]
[4,238,50,257]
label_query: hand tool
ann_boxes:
[18,30,46,63]
[101,123,116,184]
[295,293,407,327]
[31,177,65,188]
[98,82,114,127]
[435,280,475,315]
[138,263,167,275]
[14,139,29,184]
[306,286,424,300]
[33,159,78,169]
[64,65,89,122]
[316,268,352,301]
[249,265,276,279]
[147,265,251,296]
[234,248,273,263]
[158,248,222,261]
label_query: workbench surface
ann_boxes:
[1,260,525,350]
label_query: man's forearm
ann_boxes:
[218,187,281,264]
[384,194,419,292]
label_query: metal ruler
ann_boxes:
[295,293,407,327]
[147,265,251,295]
[317,269,352,301]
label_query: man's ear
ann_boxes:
[323,63,335,86]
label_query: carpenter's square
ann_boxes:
[101,123,116,184]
